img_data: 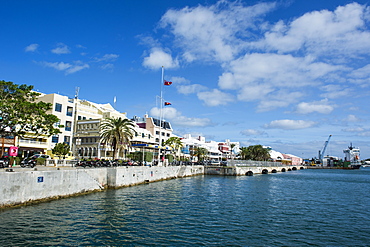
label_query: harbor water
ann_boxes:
[1,168,370,246]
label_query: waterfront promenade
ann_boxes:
[0,161,304,208]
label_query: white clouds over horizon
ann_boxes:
[264,119,317,130]
[149,106,214,127]
[156,1,370,111]
[295,99,335,114]
[40,61,89,75]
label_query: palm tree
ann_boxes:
[163,137,183,159]
[194,147,208,162]
[100,117,136,159]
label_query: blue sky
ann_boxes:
[1,0,370,159]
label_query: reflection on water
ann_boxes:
[1,169,370,246]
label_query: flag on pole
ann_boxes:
[164,102,172,106]
[164,80,172,86]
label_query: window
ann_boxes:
[167,133,170,137]
[65,121,72,131]
[52,136,59,143]
[66,106,73,116]
[55,103,62,112]
[156,131,160,135]
[161,132,165,136]
[64,136,70,145]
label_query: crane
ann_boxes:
[318,135,332,164]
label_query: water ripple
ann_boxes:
[1,170,370,246]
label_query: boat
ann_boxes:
[343,143,361,169]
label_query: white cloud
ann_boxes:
[51,43,71,54]
[320,84,352,99]
[197,89,234,106]
[240,129,265,136]
[264,119,317,130]
[95,54,119,62]
[143,48,179,70]
[25,43,39,52]
[160,1,276,62]
[259,3,370,56]
[257,91,303,112]
[100,63,114,71]
[177,84,207,95]
[41,61,89,74]
[343,114,361,123]
[342,127,364,132]
[218,53,341,110]
[295,99,334,114]
[149,107,213,127]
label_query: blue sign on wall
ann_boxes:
[37,177,44,183]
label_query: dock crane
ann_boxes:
[318,135,332,165]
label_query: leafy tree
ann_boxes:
[52,142,70,159]
[0,80,61,138]
[240,145,270,161]
[128,151,153,162]
[193,147,208,162]
[163,136,183,159]
[100,117,136,159]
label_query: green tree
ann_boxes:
[230,143,236,159]
[0,80,61,138]
[193,147,208,162]
[100,117,136,159]
[240,145,270,161]
[163,136,183,159]
[52,142,70,159]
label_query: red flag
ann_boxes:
[164,102,171,106]
[164,80,172,86]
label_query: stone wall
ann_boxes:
[0,165,204,208]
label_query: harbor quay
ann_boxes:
[206,160,305,176]
[0,162,305,209]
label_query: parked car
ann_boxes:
[0,156,10,168]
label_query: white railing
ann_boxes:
[228,160,284,167]
[46,159,78,166]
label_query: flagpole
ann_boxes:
[159,66,164,165]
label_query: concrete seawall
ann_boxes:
[0,165,204,208]
[205,165,305,176]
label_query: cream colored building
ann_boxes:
[75,117,156,160]
[22,92,175,161]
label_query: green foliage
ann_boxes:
[100,117,136,159]
[52,142,70,159]
[163,137,183,158]
[128,151,153,162]
[0,80,61,138]
[194,147,208,161]
[165,154,174,162]
[36,158,46,165]
[240,145,271,161]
